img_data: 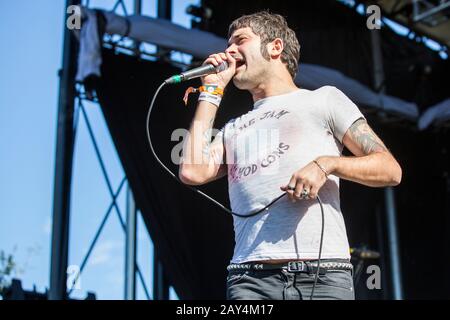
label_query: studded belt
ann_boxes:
[227,259,353,275]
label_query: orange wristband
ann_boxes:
[183,84,224,106]
[198,85,224,96]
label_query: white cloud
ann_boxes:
[42,216,52,235]
[88,240,123,267]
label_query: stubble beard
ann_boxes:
[233,65,266,91]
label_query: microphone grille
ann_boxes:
[215,61,228,73]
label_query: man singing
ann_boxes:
[179,11,402,300]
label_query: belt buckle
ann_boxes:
[287,261,306,273]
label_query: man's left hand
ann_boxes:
[280,158,330,202]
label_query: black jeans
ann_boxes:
[226,268,355,300]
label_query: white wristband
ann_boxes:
[198,92,222,107]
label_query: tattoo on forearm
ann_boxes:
[349,118,387,154]
[201,118,214,157]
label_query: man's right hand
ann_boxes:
[201,51,236,88]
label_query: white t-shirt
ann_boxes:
[214,86,365,264]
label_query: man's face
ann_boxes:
[226,27,269,90]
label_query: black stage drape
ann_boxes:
[341,118,450,299]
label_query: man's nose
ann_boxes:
[225,44,237,54]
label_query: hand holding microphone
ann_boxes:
[201,51,236,88]
[164,51,237,88]
[164,51,238,107]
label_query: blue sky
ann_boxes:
[0,0,197,300]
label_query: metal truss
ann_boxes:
[65,91,151,299]
[411,0,450,26]
[50,0,174,300]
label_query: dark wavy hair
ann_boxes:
[228,11,300,79]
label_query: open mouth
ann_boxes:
[235,59,246,69]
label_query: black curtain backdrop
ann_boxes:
[94,48,450,299]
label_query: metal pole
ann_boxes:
[153,2,171,296]
[49,0,80,300]
[134,0,142,16]
[133,0,142,55]
[157,0,172,57]
[370,29,384,93]
[157,0,172,21]
[153,250,169,300]
[375,204,389,300]
[445,173,450,297]
[124,185,137,300]
[384,188,403,299]
[370,24,404,299]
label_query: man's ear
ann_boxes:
[267,38,284,58]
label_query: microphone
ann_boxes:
[164,61,228,84]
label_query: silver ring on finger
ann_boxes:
[301,188,309,199]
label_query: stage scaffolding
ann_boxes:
[49,0,181,300]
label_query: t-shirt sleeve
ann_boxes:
[324,86,365,144]
[211,126,225,149]
[213,117,237,147]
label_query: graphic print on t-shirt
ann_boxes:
[226,108,292,183]
[218,87,365,263]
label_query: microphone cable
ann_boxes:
[146,81,324,299]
